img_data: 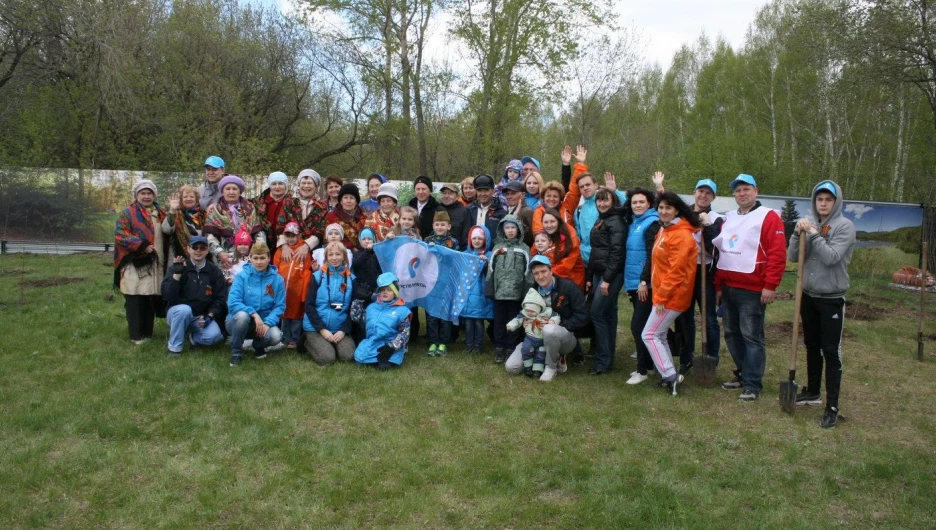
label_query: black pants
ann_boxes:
[125,294,160,340]
[493,300,522,350]
[628,290,655,374]
[801,294,845,410]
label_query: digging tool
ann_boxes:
[919,240,929,362]
[696,250,717,386]
[780,235,807,414]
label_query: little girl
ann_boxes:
[390,206,421,239]
[312,223,354,268]
[273,222,313,348]
[226,226,253,283]
[460,225,494,354]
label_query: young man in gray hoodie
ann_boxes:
[787,180,856,429]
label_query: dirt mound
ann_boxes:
[20,277,87,288]
[844,300,884,321]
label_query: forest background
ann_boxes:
[1,0,935,235]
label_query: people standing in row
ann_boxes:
[623,188,661,385]
[586,187,627,376]
[787,180,856,428]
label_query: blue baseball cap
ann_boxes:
[204,156,225,169]
[695,179,718,195]
[376,272,399,288]
[188,235,209,247]
[521,156,541,171]
[815,180,837,197]
[730,174,757,189]
[529,255,552,271]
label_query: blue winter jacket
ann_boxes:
[303,265,355,334]
[227,263,286,326]
[624,210,661,291]
[354,297,412,366]
[524,193,541,210]
[461,225,494,319]
[575,189,627,265]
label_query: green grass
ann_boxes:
[1,250,935,528]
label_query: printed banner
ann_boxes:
[373,236,484,322]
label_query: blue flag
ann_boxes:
[374,236,484,322]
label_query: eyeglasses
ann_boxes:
[191,245,208,251]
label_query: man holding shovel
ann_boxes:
[675,179,725,380]
[787,181,856,428]
[713,175,787,402]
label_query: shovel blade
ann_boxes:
[696,355,718,386]
[779,379,798,415]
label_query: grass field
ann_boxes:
[1,250,934,529]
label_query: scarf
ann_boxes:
[203,197,257,250]
[113,201,166,288]
[172,206,204,256]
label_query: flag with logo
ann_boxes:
[373,236,484,322]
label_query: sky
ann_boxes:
[277,0,764,71]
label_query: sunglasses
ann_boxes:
[190,244,209,250]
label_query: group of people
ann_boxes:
[113,148,856,428]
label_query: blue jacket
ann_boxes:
[303,265,355,333]
[575,189,627,265]
[624,210,661,291]
[524,194,541,210]
[461,225,494,319]
[227,263,286,326]
[354,297,412,365]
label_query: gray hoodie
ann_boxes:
[787,180,856,298]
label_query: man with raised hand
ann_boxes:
[787,180,856,428]
[713,174,786,402]
[162,235,227,357]
[198,156,226,210]
[504,256,588,382]
[674,178,725,377]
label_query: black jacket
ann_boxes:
[440,201,471,250]
[588,207,627,284]
[351,247,382,301]
[161,260,227,318]
[409,195,443,241]
[466,200,508,239]
[541,276,588,332]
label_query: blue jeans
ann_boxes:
[721,285,766,392]
[426,315,452,345]
[675,263,721,363]
[166,304,224,353]
[225,311,282,357]
[281,318,302,344]
[590,273,624,372]
[463,318,486,349]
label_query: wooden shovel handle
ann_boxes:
[790,235,807,371]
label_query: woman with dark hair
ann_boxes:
[326,183,366,250]
[641,191,701,395]
[586,187,627,375]
[114,180,168,344]
[623,187,662,385]
[324,175,344,212]
[531,208,586,290]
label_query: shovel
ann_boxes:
[780,235,807,414]
[695,250,717,386]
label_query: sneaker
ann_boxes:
[796,391,822,406]
[668,376,680,396]
[721,376,743,390]
[230,354,243,367]
[739,389,759,401]
[285,342,297,350]
[428,344,438,357]
[255,350,267,360]
[437,344,448,356]
[539,366,557,382]
[630,351,638,360]
[166,350,182,358]
[188,334,196,347]
[243,339,254,351]
[377,361,393,370]
[494,347,507,363]
[532,370,543,379]
[524,367,535,377]
[558,356,568,374]
[130,338,149,345]
[820,407,839,428]
[678,361,693,378]
[626,373,648,385]
[267,342,286,352]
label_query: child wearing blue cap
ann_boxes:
[352,272,412,369]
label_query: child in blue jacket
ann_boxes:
[461,225,494,354]
[226,241,286,366]
[353,272,412,369]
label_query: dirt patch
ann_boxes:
[844,300,885,321]
[766,321,802,343]
[20,277,87,288]
[0,269,29,276]
[773,291,794,301]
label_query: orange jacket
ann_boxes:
[531,162,588,233]
[532,232,587,290]
[651,218,699,312]
[273,242,313,320]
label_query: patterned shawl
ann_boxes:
[203,197,261,250]
[277,196,327,243]
[364,209,400,242]
[113,201,167,288]
[171,206,205,257]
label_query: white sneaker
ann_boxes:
[539,366,557,382]
[266,342,286,352]
[626,373,648,385]
[558,356,568,374]
[243,339,254,351]
[630,351,638,360]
